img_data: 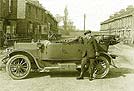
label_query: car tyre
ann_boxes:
[6,55,31,80]
[93,56,110,79]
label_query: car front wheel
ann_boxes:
[6,55,31,80]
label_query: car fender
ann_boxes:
[7,50,43,69]
[99,52,113,64]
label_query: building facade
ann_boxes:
[100,5,134,43]
[0,0,58,44]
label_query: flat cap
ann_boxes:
[84,30,91,35]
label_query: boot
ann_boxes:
[89,74,94,81]
[89,78,94,81]
[76,76,84,80]
[89,68,94,81]
[76,72,84,80]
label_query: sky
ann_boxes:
[39,0,134,31]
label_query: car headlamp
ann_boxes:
[5,48,13,53]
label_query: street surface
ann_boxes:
[0,43,134,91]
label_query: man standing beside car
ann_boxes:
[77,30,99,81]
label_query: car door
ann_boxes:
[41,43,62,60]
[62,43,82,60]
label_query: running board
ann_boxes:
[39,67,60,72]
[39,63,77,72]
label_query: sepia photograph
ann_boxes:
[0,0,134,91]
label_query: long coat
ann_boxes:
[81,36,98,58]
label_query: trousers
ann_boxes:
[80,57,95,78]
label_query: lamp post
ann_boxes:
[84,14,86,32]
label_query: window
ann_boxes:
[28,5,31,17]
[3,0,6,3]
[35,8,38,19]
[0,21,3,30]
[41,11,43,21]
[9,0,11,12]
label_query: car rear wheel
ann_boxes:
[6,55,31,80]
[93,56,110,79]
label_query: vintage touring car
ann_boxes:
[0,35,119,80]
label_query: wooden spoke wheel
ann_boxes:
[6,55,31,80]
[93,56,110,79]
